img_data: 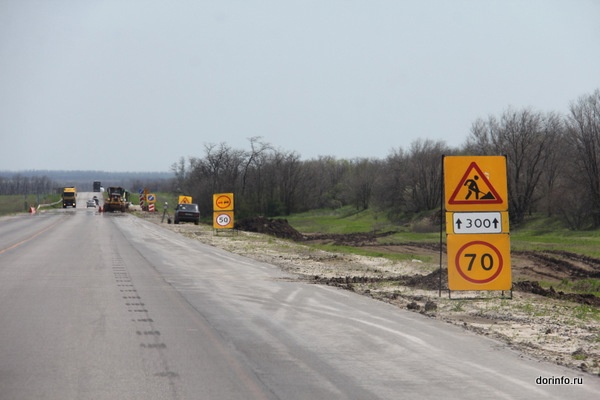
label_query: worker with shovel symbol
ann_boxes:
[464,175,481,200]
[463,174,497,200]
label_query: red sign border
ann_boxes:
[454,240,504,284]
[215,194,233,210]
[448,162,503,205]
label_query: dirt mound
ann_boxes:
[311,269,449,292]
[235,217,305,241]
[514,280,600,306]
[514,250,600,279]
[404,269,448,290]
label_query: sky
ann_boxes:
[1,0,599,173]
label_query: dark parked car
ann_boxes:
[174,203,200,225]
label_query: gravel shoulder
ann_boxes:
[141,214,600,377]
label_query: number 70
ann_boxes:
[464,253,494,271]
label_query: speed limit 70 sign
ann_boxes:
[447,234,511,290]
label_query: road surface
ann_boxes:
[0,192,598,399]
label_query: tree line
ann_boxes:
[0,174,57,196]
[0,171,174,196]
[172,89,600,230]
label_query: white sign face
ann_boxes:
[452,212,502,234]
[216,213,231,227]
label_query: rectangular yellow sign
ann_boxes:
[178,195,193,204]
[444,156,508,211]
[213,193,234,211]
[213,211,234,229]
[447,233,511,291]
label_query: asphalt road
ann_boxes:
[0,192,598,399]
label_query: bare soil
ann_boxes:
[145,214,600,377]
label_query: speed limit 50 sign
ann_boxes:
[447,234,511,290]
[213,211,234,229]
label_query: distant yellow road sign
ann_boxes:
[213,193,234,211]
[444,156,508,211]
[178,195,192,204]
[447,234,511,291]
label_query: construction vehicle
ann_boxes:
[103,187,130,212]
[62,187,77,208]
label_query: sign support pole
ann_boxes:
[439,155,445,298]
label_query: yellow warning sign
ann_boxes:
[178,195,192,204]
[213,211,234,229]
[444,156,508,211]
[447,234,512,290]
[213,193,234,211]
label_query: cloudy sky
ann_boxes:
[1,0,599,172]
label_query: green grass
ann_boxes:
[572,304,600,321]
[0,194,62,215]
[285,206,442,244]
[284,207,405,234]
[286,208,600,258]
[510,216,600,258]
[283,206,442,263]
[548,278,600,297]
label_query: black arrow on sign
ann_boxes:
[455,218,462,230]
[493,218,499,229]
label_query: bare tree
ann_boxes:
[345,158,381,211]
[241,137,272,197]
[373,148,409,219]
[465,108,561,224]
[0,173,58,198]
[537,112,566,216]
[296,156,350,210]
[275,151,302,215]
[565,89,600,227]
[170,157,187,193]
[403,139,449,212]
[182,143,246,213]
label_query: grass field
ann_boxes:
[284,206,600,258]
[0,194,62,215]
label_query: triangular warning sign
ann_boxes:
[178,195,192,204]
[448,162,503,205]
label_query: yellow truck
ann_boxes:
[62,187,77,208]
